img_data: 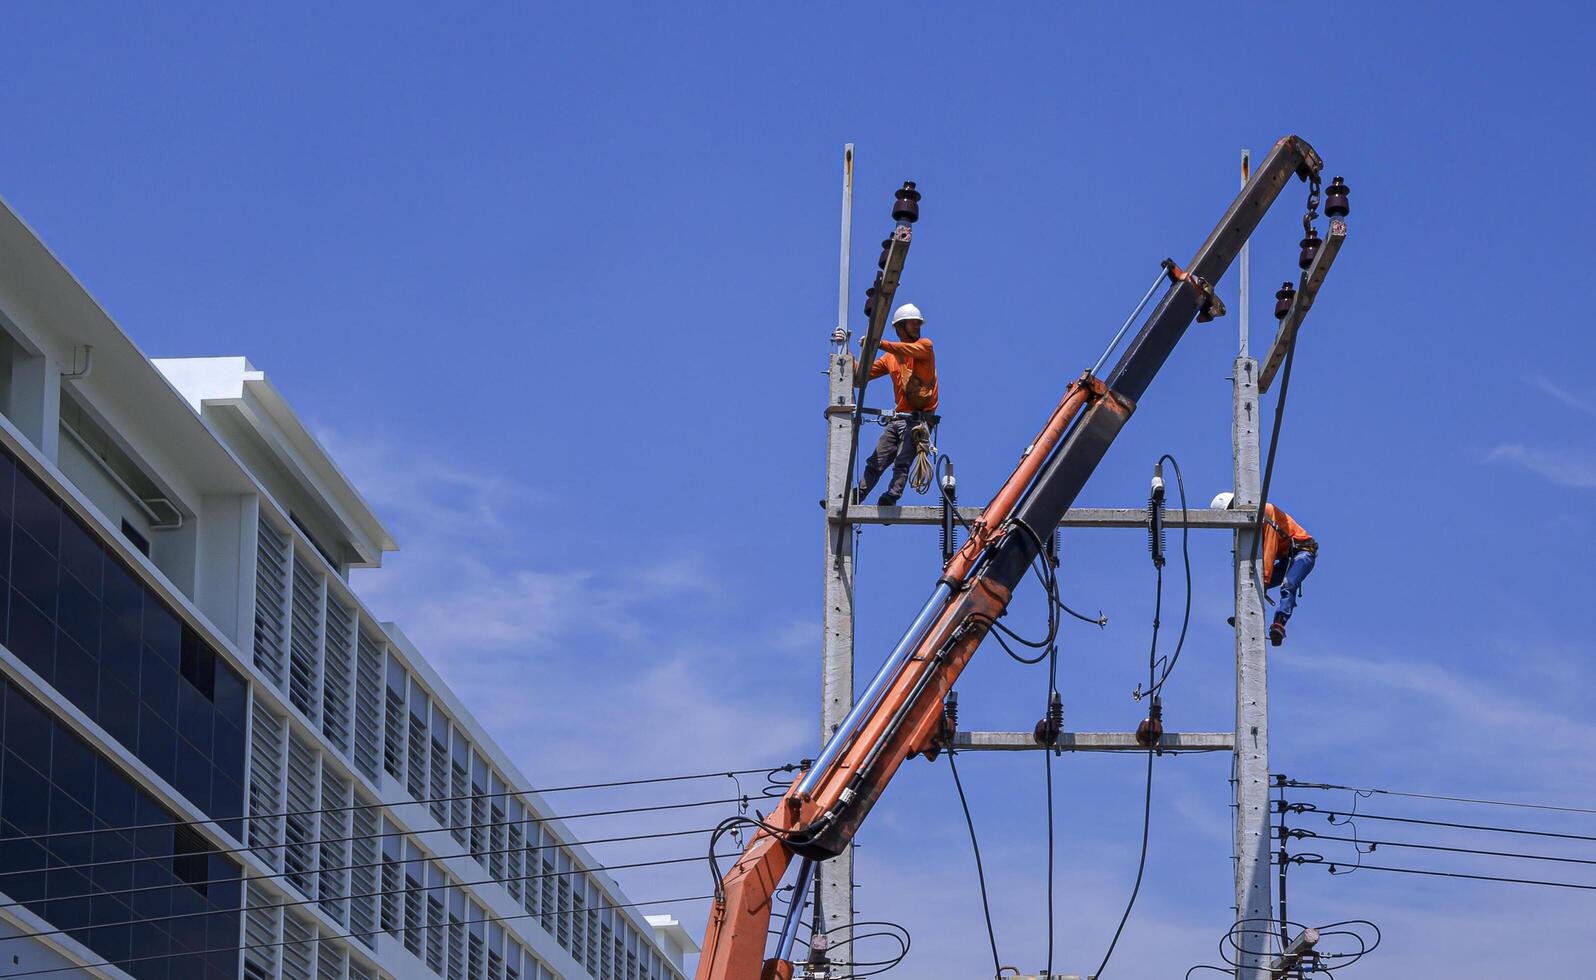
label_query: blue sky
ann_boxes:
[4,2,1596,975]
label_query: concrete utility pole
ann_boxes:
[1231,147,1272,977]
[817,143,856,949]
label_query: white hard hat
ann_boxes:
[891,303,924,326]
[1210,491,1236,510]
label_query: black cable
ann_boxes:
[1146,453,1190,697]
[1300,830,1596,868]
[1249,332,1297,572]
[0,824,720,914]
[1284,779,1596,816]
[1092,501,1165,978]
[12,794,749,881]
[947,749,1001,979]
[1092,742,1155,978]
[0,764,793,846]
[1,848,741,947]
[1319,861,1596,892]
[1303,808,1596,844]
[1,892,714,980]
[1044,614,1060,980]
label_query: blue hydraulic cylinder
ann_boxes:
[796,582,952,797]
[774,858,816,965]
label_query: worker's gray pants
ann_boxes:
[857,417,915,503]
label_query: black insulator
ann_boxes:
[892,181,921,223]
[876,238,893,270]
[1298,226,1321,270]
[863,277,881,318]
[1324,176,1350,218]
[1274,282,1296,320]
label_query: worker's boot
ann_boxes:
[878,492,900,507]
[1269,615,1287,647]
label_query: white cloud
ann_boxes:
[1532,374,1596,417]
[1484,443,1596,490]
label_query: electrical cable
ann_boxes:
[1145,453,1190,697]
[0,823,721,914]
[1299,808,1596,844]
[1092,741,1154,978]
[0,764,795,846]
[1044,644,1058,980]
[946,749,1001,979]
[9,794,749,881]
[1092,487,1166,978]
[1248,327,1297,575]
[1297,830,1596,869]
[0,848,742,947]
[1315,861,1596,892]
[1283,779,1596,816]
[1,892,715,980]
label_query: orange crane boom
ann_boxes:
[698,135,1331,980]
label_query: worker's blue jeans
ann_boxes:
[1271,549,1316,623]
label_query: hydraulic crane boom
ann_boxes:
[698,135,1327,980]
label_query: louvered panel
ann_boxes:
[429,736,450,829]
[348,962,375,980]
[602,924,616,980]
[540,853,557,934]
[353,630,384,781]
[556,876,572,949]
[244,883,281,980]
[254,518,291,687]
[348,798,380,947]
[586,899,600,969]
[448,915,466,980]
[317,940,347,980]
[489,946,505,980]
[289,558,324,720]
[384,682,406,782]
[404,865,426,959]
[471,794,488,865]
[321,595,355,752]
[506,822,525,902]
[426,890,447,975]
[407,711,428,802]
[489,800,507,881]
[318,767,352,926]
[449,760,469,847]
[284,731,321,898]
[249,699,286,870]
[467,930,486,980]
[571,887,586,964]
[281,909,317,980]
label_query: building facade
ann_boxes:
[0,196,694,980]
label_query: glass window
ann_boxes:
[0,442,247,827]
[0,674,242,980]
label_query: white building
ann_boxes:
[0,194,695,980]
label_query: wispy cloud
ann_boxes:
[1532,374,1596,417]
[1484,443,1596,489]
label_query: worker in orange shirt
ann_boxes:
[852,303,938,507]
[1213,492,1318,646]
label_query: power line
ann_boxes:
[1284,779,1596,816]
[1298,831,1596,869]
[1,848,740,947]
[2,892,714,980]
[1315,861,1596,893]
[5,795,746,881]
[1303,808,1596,844]
[0,764,794,845]
[0,824,719,914]
[946,749,1001,979]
